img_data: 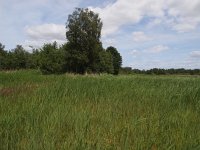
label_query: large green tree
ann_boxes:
[106,46,122,75]
[66,8,103,73]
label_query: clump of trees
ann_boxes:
[0,44,34,70]
[0,8,122,75]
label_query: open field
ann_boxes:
[0,70,200,149]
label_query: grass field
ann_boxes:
[0,70,200,149]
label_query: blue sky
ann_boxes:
[0,0,200,69]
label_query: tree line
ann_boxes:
[0,8,122,75]
[0,42,121,75]
[121,67,200,75]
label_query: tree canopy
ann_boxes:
[66,8,104,73]
[39,42,67,74]
[106,46,122,75]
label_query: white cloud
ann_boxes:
[25,24,66,41]
[132,32,151,42]
[90,0,200,36]
[24,24,66,49]
[90,0,165,36]
[146,45,169,53]
[0,0,80,49]
[190,51,200,58]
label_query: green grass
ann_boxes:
[0,70,200,149]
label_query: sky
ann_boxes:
[0,0,200,69]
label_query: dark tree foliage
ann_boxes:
[66,8,103,73]
[64,42,89,74]
[0,43,7,70]
[29,49,40,69]
[1,45,31,70]
[39,42,67,74]
[106,46,122,75]
[11,45,31,69]
[0,43,5,52]
[98,50,114,74]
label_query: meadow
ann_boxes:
[0,70,200,149]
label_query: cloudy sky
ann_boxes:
[0,0,200,69]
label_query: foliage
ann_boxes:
[66,8,104,73]
[39,42,67,74]
[0,43,7,70]
[106,46,122,75]
[0,44,32,70]
[64,42,89,74]
[11,45,31,69]
[98,50,114,74]
[29,49,41,69]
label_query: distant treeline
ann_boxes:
[121,67,200,75]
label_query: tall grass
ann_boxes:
[0,70,200,149]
